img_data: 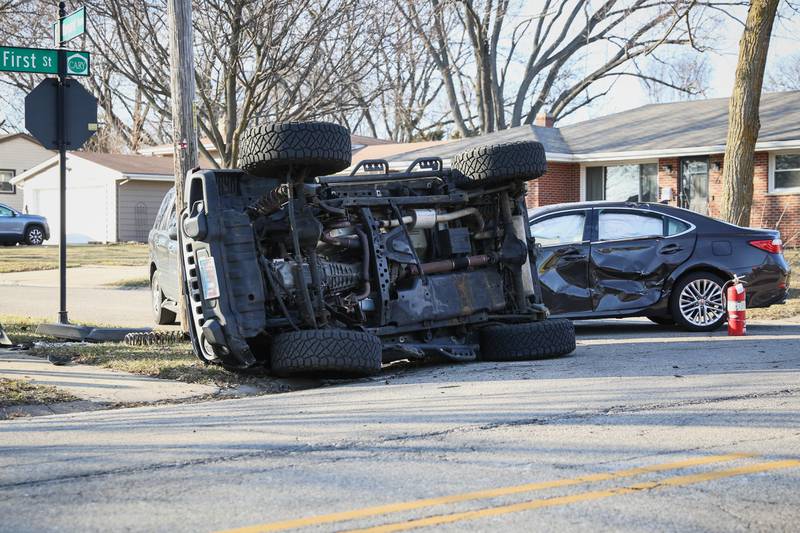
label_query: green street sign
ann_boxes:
[0,46,90,76]
[53,6,86,46]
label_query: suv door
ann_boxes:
[590,209,695,312]
[0,205,17,239]
[161,202,180,302]
[530,210,593,315]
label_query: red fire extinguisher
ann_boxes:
[726,275,746,336]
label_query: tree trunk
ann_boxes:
[167,0,199,332]
[720,0,779,226]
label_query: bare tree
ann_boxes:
[720,0,781,226]
[396,0,740,135]
[765,51,800,91]
[86,0,386,166]
[638,51,711,102]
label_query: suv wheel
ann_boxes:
[479,319,576,361]
[151,273,177,325]
[452,141,547,188]
[271,329,382,377]
[238,122,352,180]
[670,272,727,332]
[25,225,45,245]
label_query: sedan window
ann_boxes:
[531,213,586,246]
[598,212,663,241]
[666,217,690,235]
[0,205,13,217]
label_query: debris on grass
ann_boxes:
[0,378,78,408]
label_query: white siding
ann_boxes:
[23,156,118,244]
[0,136,54,211]
[117,180,173,242]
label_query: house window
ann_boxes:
[773,153,800,193]
[0,169,15,194]
[585,163,658,202]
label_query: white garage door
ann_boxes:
[35,186,108,244]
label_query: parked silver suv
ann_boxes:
[0,203,49,245]
[148,188,180,324]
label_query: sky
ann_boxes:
[569,3,800,124]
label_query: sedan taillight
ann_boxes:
[749,238,783,254]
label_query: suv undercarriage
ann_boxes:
[179,122,575,376]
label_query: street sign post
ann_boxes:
[53,6,86,46]
[6,3,97,327]
[0,46,90,76]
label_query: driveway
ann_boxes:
[1,319,799,532]
[0,266,152,327]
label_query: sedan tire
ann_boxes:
[670,271,727,332]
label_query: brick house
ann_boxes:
[369,92,800,245]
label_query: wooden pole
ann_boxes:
[166,0,198,331]
[720,0,780,226]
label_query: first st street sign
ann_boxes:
[0,46,90,76]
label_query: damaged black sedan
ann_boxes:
[177,122,575,375]
[529,202,791,331]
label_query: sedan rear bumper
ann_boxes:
[731,254,791,309]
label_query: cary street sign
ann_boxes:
[54,6,86,46]
[0,46,90,76]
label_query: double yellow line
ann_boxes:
[221,454,799,533]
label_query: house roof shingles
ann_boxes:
[382,90,800,162]
[75,152,177,175]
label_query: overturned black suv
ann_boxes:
[178,122,575,376]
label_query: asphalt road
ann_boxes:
[1,319,799,532]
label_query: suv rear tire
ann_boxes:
[271,329,382,377]
[479,319,575,361]
[151,273,177,325]
[452,141,547,188]
[239,122,352,179]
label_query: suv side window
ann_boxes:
[530,213,586,246]
[598,211,663,241]
[154,189,175,231]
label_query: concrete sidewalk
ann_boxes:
[0,349,217,417]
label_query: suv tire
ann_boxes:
[271,329,382,377]
[479,319,575,361]
[239,122,352,179]
[452,141,547,188]
[151,273,177,325]
[25,225,45,245]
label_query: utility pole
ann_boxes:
[166,0,198,331]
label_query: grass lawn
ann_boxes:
[0,378,78,408]
[0,243,149,273]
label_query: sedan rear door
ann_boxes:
[590,208,695,312]
[530,210,593,315]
